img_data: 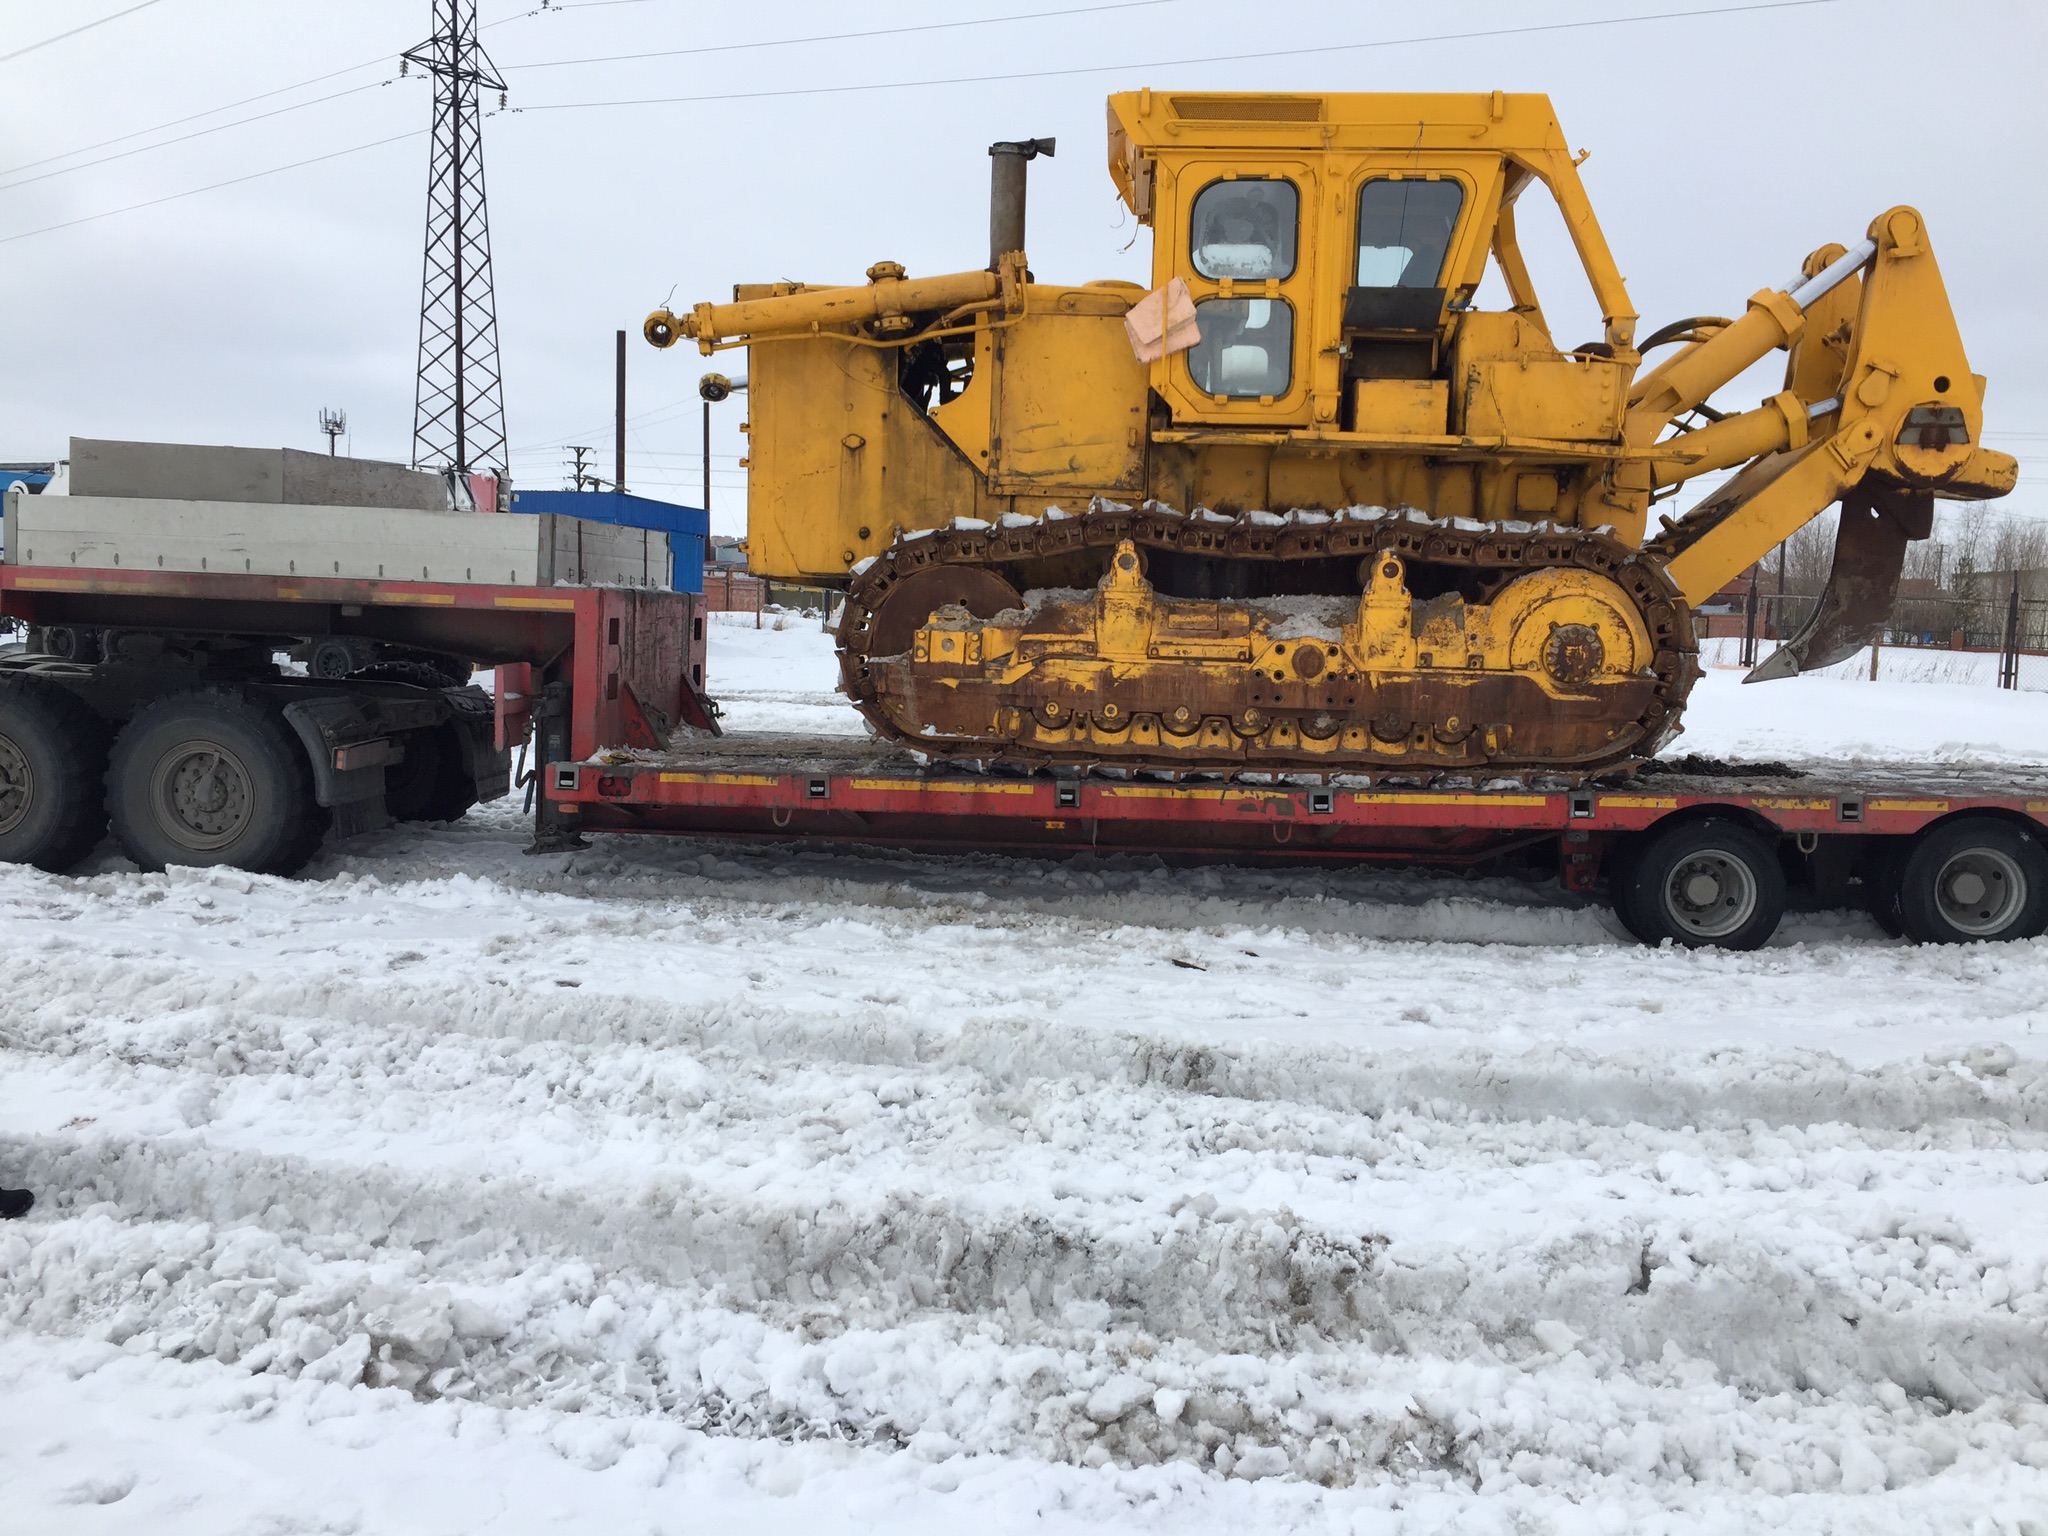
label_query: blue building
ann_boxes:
[506,489,707,594]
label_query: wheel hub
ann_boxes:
[1664,851,1758,939]
[1934,847,2024,936]
[152,740,254,851]
[0,733,31,837]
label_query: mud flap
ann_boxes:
[1745,482,1932,681]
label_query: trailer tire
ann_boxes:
[0,680,109,872]
[1865,840,1907,938]
[107,691,329,876]
[1895,818,2048,944]
[1616,817,1786,951]
[1604,834,1653,942]
[385,723,478,824]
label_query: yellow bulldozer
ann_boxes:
[646,91,2015,780]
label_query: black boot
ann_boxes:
[0,1189,32,1219]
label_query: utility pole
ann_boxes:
[319,407,347,457]
[1740,566,1759,668]
[404,0,508,475]
[615,329,627,496]
[1774,541,1787,642]
[568,445,595,492]
[1999,576,2022,690]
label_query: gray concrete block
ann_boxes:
[69,438,448,511]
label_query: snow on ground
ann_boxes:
[707,608,865,736]
[3,614,2048,1534]
[1682,639,2048,770]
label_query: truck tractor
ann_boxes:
[644,90,2015,781]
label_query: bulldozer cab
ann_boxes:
[1108,90,1640,445]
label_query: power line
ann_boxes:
[0,56,398,181]
[0,0,544,188]
[0,79,403,194]
[0,0,1848,247]
[0,0,169,67]
[0,129,423,246]
[513,0,1846,113]
[498,0,1183,71]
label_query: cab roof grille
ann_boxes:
[1169,94,1323,122]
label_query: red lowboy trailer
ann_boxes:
[6,558,2046,950]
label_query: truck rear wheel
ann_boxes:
[1896,818,2048,944]
[107,691,328,876]
[1615,817,1786,950]
[0,680,109,872]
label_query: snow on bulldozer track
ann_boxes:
[2,614,2046,1535]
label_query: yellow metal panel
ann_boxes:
[1353,380,1448,436]
[991,298,1147,492]
[1460,356,1625,442]
[746,335,982,582]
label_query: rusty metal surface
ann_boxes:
[837,504,1697,782]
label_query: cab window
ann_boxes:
[1190,178,1298,281]
[1355,178,1464,287]
[1186,297,1294,398]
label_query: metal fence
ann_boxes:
[1701,585,2047,688]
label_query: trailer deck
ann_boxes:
[551,731,2048,886]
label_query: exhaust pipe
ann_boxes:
[989,137,1055,270]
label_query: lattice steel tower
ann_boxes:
[403,0,507,474]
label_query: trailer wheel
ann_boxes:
[1895,818,2048,944]
[1616,817,1786,950]
[0,681,109,872]
[107,691,329,875]
[384,724,478,824]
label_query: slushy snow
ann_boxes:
[1,612,2045,1534]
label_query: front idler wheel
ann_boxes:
[1895,818,2048,944]
[1618,817,1786,950]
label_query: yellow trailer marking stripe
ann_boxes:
[1600,796,1680,809]
[1102,786,1278,802]
[1351,793,1550,808]
[1869,798,1949,813]
[494,595,577,610]
[657,772,779,786]
[849,778,1038,795]
[1749,797,1834,812]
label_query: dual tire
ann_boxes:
[1611,818,1786,951]
[105,692,330,876]
[1877,818,2048,945]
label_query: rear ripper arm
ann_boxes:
[1625,206,2015,675]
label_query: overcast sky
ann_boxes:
[2,0,2043,535]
